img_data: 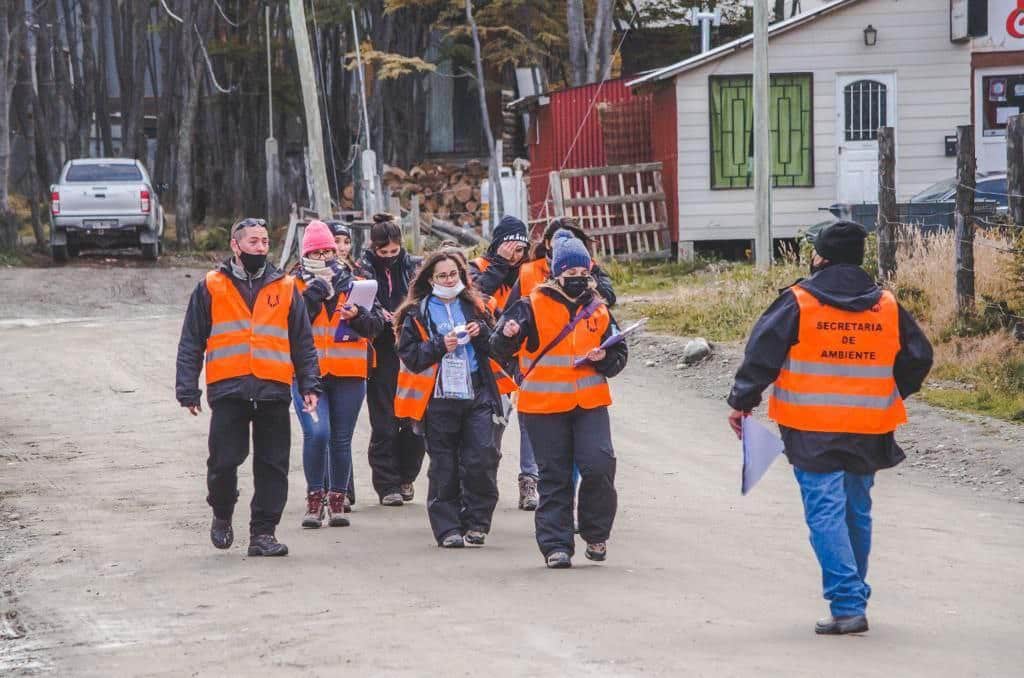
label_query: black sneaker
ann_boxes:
[400,483,415,502]
[247,533,289,557]
[440,532,465,548]
[585,542,607,562]
[464,530,486,546]
[815,615,869,635]
[546,551,572,569]
[210,517,233,550]
[380,492,404,507]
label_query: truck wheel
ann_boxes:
[51,244,68,263]
[141,243,158,261]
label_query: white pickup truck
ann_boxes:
[50,158,166,261]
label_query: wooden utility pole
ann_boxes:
[955,125,976,319]
[1008,114,1024,227]
[877,126,897,279]
[752,0,772,269]
[288,0,332,219]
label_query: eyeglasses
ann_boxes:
[232,218,267,235]
[433,271,461,282]
[307,249,337,260]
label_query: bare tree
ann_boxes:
[567,0,614,86]
[0,2,26,216]
[111,1,150,159]
[465,0,502,222]
[566,0,586,87]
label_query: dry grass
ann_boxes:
[622,227,1024,419]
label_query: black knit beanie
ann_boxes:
[813,220,868,265]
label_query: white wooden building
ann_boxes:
[627,0,1022,252]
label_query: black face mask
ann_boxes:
[560,275,591,299]
[239,251,267,275]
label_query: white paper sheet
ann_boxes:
[996,106,1020,125]
[345,279,378,310]
[741,417,785,495]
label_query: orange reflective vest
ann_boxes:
[295,278,371,379]
[518,258,549,298]
[205,270,295,386]
[517,291,612,415]
[768,284,907,434]
[472,257,512,313]
[394,318,438,422]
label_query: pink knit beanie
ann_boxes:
[302,220,337,256]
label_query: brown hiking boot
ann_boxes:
[518,475,539,511]
[302,490,325,528]
[326,491,351,527]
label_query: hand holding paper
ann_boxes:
[740,416,785,495]
[574,318,648,367]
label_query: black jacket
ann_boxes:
[296,266,389,344]
[469,254,519,303]
[396,297,502,416]
[504,261,618,310]
[358,248,423,313]
[489,287,628,381]
[175,259,321,407]
[727,264,934,474]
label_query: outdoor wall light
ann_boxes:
[863,24,877,46]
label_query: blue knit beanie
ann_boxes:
[550,229,591,277]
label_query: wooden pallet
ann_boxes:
[549,162,671,261]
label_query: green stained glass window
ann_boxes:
[709,73,814,189]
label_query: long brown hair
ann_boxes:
[394,249,490,338]
[529,217,593,261]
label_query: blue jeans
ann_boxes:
[292,377,366,494]
[794,468,875,617]
[518,411,539,478]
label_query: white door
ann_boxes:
[836,74,896,204]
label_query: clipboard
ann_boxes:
[573,318,648,367]
[345,279,378,311]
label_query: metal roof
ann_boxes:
[626,0,863,89]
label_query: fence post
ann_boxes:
[548,171,565,217]
[877,126,897,279]
[1008,115,1024,228]
[410,194,422,255]
[955,124,976,319]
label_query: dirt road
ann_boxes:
[1,265,1023,677]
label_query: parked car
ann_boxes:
[803,172,1008,243]
[909,173,1008,213]
[50,158,166,262]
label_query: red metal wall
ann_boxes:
[650,82,679,246]
[526,78,645,228]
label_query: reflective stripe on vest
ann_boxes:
[394,318,438,422]
[204,270,295,386]
[767,284,906,434]
[296,279,370,379]
[517,291,612,414]
[473,257,512,312]
[490,359,517,395]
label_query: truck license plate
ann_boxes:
[84,220,117,230]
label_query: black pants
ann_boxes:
[523,406,617,557]
[207,398,290,535]
[367,340,426,498]
[424,383,501,543]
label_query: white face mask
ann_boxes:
[432,281,465,300]
[303,257,327,271]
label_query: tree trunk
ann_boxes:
[567,0,587,87]
[114,2,149,160]
[96,0,114,155]
[465,0,503,227]
[0,6,24,214]
[585,0,613,83]
[175,1,202,247]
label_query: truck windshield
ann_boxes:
[65,164,143,183]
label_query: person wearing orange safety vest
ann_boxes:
[727,221,933,636]
[502,218,618,512]
[490,230,628,569]
[468,215,530,316]
[291,221,388,530]
[395,250,505,548]
[176,218,321,558]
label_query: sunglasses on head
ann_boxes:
[232,218,267,235]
